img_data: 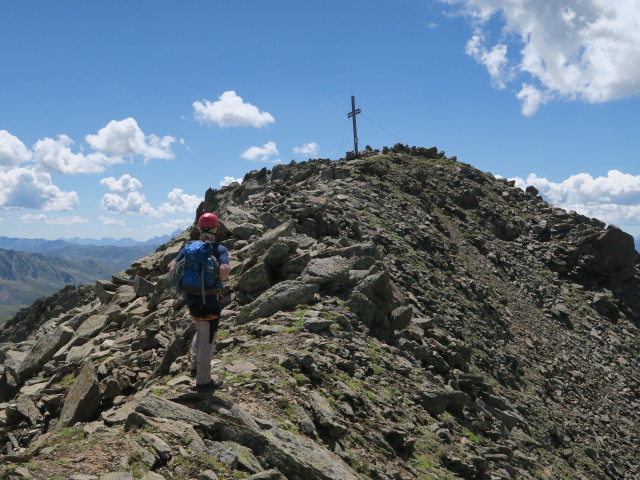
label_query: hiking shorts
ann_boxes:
[184,293,222,339]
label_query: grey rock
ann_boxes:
[101,473,134,480]
[236,281,319,324]
[136,395,222,431]
[389,305,413,330]
[17,325,74,378]
[302,316,335,333]
[75,314,109,339]
[14,394,42,425]
[301,256,350,285]
[595,225,637,270]
[280,253,311,278]
[111,285,137,305]
[348,271,402,328]
[133,275,156,297]
[233,222,264,240]
[248,469,287,480]
[420,388,471,415]
[67,342,95,365]
[197,472,220,480]
[96,280,117,304]
[57,361,100,429]
[141,431,172,462]
[238,262,272,293]
[263,241,296,267]
[221,441,263,473]
[205,440,238,469]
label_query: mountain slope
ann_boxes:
[1,148,639,479]
[0,244,156,324]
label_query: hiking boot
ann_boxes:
[192,377,223,393]
[189,369,197,378]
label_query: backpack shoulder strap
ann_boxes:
[208,241,221,261]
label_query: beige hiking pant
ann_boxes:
[189,320,217,386]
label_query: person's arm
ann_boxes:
[168,259,178,275]
[217,245,230,281]
[219,263,230,281]
[168,245,186,274]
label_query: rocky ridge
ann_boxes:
[1,146,639,479]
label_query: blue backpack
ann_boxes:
[171,241,220,301]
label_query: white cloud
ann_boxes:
[0,217,4,222]
[100,174,143,192]
[512,170,640,226]
[147,217,193,231]
[293,142,319,157]
[465,34,509,88]
[241,141,279,162]
[34,135,123,175]
[219,176,243,187]
[99,191,158,216]
[0,130,32,169]
[0,167,79,210]
[85,118,176,161]
[99,187,202,217]
[442,0,640,114]
[20,214,88,225]
[158,188,202,214]
[99,215,126,226]
[193,91,275,128]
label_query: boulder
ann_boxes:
[133,276,156,297]
[236,281,319,325]
[238,262,272,294]
[595,226,638,270]
[57,361,100,429]
[300,256,350,286]
[17,325,74,378]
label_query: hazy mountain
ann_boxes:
[64,229,181,247]
[0,248,116,323]
[0,229,180,251]
[0,240,164,323]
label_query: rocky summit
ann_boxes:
[1,145,639,480]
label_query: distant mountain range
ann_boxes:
[0,230,180,251]
[0,230,180,324]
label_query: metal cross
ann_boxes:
[347,96,361,158]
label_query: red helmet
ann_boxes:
[198,213,220,228]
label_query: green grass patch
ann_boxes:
[59,373,76,387]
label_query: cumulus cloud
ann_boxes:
[158,188,202,214]
[99,191,158,216]
[20,214,88,225]
[85,118,176,161]
[219,176,243,187]
[442,0,640,115]
[99,215,126,226]
[34,135,122,175]
[0,167,79,210]
[0,130,32,169]
[241,141,280,162]
[512,170,640,226]
[293,142,319,157]
[100,174,143,192]
[193,91,275,128]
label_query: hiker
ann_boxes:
[168,213,230,392]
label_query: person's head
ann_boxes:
[198,213,220,239]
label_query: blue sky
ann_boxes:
[1,0,639,241]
